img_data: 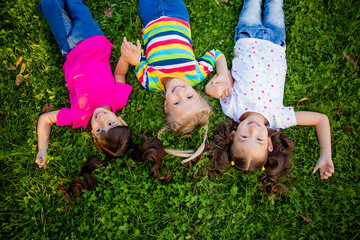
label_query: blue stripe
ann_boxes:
[147,58,193,67]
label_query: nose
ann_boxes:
[175,89,186,98]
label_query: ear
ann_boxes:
[267,136,273,152]
[164,100,168,113]
[118,116,128,126]
[230,130,235,137]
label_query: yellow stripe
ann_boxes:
[147,44,194,57]
[143,20,190,35]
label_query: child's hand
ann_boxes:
[312,152,334,179]
[121,37,143,66]
[35,149,47,168]
[205,73,232,99]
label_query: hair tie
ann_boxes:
[231,161,235,166]
[261,166,265,171]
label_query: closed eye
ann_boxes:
[187,95,193,99]
[173,100,180,105]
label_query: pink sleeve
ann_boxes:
[110,82,133,111]
[56,107,73,126]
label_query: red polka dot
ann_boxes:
[249,55,251,57]
[271,50,273,52]
[251,88,253,91]
[268,64,270,67]
[245,108,248,110]
[264,106,267,109]
[269,100,272,102]
[258,97,261,100]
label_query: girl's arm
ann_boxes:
[295,111,334,179]
[205,55,233,98]
[36,110,59,168]
[114,55,129,84]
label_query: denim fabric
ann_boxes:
[138,0,190,27]
[38,0,104,58]
[235,0,286,47]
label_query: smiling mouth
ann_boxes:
[172,85,185,93]
[96,112,106,119]
[248,121,260,126]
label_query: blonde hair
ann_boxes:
[158,124,209,164]
[167,95,211,133]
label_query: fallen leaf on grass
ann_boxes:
[20,63,26,74]
[121,107,126,113]
[295,213,312,223]
[296,97,311,106]
[137,106,142,111]
[344,126,354,131]
[42,102,54,114]
[343,52,359,71]
[337,102,343,115]
[16,56,23,67]
[180,134,192,139]
[135,16,139,26]
[7,63,16,70]
[15,74,24,86]
[104,3,113,18]
[23,74,29,79]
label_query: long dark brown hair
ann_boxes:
[131,134,172,182]
[204,121,294,194]
[59,126,132,206]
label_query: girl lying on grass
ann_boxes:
[204,0,334,193]
[36,0,134,200]
[37,0,173,195]
[121,0,229,133]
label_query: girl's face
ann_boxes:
[164,78,203,119]
[232,113,273,161]
[91,107,127,136]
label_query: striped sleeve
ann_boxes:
[134,53,148,89]
[197,49,224,75]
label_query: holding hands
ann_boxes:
[205,70,233,99]
[121,37,143,66]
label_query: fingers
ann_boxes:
[35,156,47,168]
[320,168,333,179]
[312,164,319,174]
[136,39,143,53]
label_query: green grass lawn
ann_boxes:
[1,0,359,239]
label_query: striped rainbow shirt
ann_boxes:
[134,16,224,92]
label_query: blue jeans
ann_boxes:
[138,0,190,27]
[235,0,286,47]
[38,0,104,58]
